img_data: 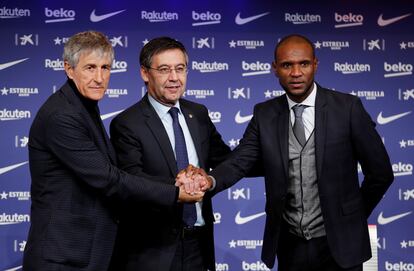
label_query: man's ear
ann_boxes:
[140,66,149,84]
[64,61,74,80]
[272,61,279,78]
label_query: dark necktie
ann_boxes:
[292,104,307,146]
[169,107,197,226]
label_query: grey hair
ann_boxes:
[63,30,114,67]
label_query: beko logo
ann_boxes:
[141,10,178,22]
[385,261,414,271]
[242,61,271,76]
[392,162,413,177]
[192,11,221,26]
[384,62,413,78]
[0,7,31,19]
[242,261,270,271]
[0,109,31,121]
[285,13,321,24]
[334,62,370,74]
[0,213,30,225]
[213,212,221,224]
[45,58,64,71]
[208,110,222,123]
[334,12,363,28]
[192,61,229,73]
[111,60,128,73]
[44,7,75,23]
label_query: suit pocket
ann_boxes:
[341,196,363,216]
[42,212,96,267]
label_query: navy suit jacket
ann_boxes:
[211,85,393,269]
[109,94,231,271]
[23,81,178,271]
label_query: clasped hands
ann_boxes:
[176,165,212,203]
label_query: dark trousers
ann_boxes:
[170,226,208,271]
[277,230,362,271]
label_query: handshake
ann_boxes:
[175,165,213,203]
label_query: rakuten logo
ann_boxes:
[285,13,321,24]
[44,7,75,23]
[334,62,370,74]
[242,61,271,76]
[45,58,64,71]
[192,61,229,73]
[0,109,31,121]
[384,62,413,78]
[192,11,221,26]
[385,261,414,271]
[0,6,31,19]
[242,261,270,271]
[334,12,363,28]
[141,10,178,22]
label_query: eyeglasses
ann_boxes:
[147,65,188,75]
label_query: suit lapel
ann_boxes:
[274,97,290,179]
[314,86,327,179]
[141,95,178,176]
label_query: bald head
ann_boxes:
[274,34,315,61]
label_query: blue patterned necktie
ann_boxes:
[169,107,197,226]
[292,104,307,147]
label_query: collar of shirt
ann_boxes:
[286,82,317,110]
[148,94,182,120]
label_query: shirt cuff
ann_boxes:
[208,175,216,191]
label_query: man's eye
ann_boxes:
[159,68,170,73]
[282,63,291,68]
[176,67,185,73]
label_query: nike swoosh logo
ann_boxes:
[235,12,270,25]
[90,9,126,22]
[235,211,266,225]
[100,109,124,120]
[377,111,411,125]
[377,211,412,225]
[0,58,29,71]
[4,266,23,271]
[0,161,28,175]
[377,13,412,26]
[235,111,253,124]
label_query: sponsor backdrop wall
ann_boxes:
[1,0,413,270]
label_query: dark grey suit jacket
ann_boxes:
[210,85,394,269]
[23,81,178,271]
[109,94,231,271]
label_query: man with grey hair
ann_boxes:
[23,31,202,271]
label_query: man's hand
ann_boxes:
[175,165,212,194]
[177,185,204,202]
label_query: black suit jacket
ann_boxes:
[109,94,231,271]
[23,82,178,271]
[211,85,394,269]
